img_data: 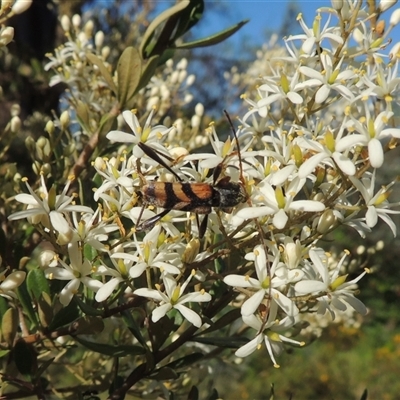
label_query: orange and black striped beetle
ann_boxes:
[135,112,247,238]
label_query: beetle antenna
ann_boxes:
[223,110,243,184]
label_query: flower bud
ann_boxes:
[10,116,21,133]
[38,250,57,268]
[191,114,201,128]
[331,0,343,10]
[390,8,400,25]
[10,103,20,117]
[25,136,36,153]
[177,58,188,70]
[186,74,196,86]
[45,120,55,135]
[101,46,110,60]
[72,14,81,29]
[389,41,400,58]
[84,20,94,38]
[95,30,104,48]
[12,0,32,15]
[195,103,204,117]
[317,209,338,234]
[60,110,70,129]
[379,0,397,13]
[0,26,14,46]
[60,15,71,32]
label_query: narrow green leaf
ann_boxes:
[74,316,104,335]
[74,295,102,317]
[172,0,204,40]
[75,337,145,357]
[0,296,8,318]
[139,0,190,58]
[188,386,199,400]
[37,292,53,328]
[207,389,220,400]
[136,55,160,93]
[26,269,50,300]
[98,113,117,142]
[360,388,368,400]
[174,20,249,49]
[2,307,18,345]
[34,357,55,380]
[121,310,147,348]
[75,100,91,133]
[164,352,204,370]
[117,47,142,109]
[48,300,80,331]
[86,52,117,94]
[17,281,38,327]
[149,367,178,380]
[197,308,241,336]
[191,336,247,349]
[0,349,10,359]
[13,339,36,376]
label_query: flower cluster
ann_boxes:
[6,1,400,373]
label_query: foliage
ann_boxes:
[1,0,400,399]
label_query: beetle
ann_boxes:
[135,113,246,238]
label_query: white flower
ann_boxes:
[45,242,102,306]
[235,178,325,229]
[0,270,26,300]
[106,109,172,151]
[348,171,400,236]
[294,249,367,319]
[235,301,304,367]
[134,271,211,327]
[8,175,93,242]
[224,244,300,317]
[299,52,355,103]
[114,225,181,276]
[337,110,400,168]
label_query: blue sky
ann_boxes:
[197,1,400,50]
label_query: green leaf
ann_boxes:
[86,52,117,94]
[191,336,247,349]
[174,20,249,49]
[136,55,160,93]
[117,47,142,109]
[17,280,38,327]
[2,307,18,345]
[74,316,104,335]
[98,112,118,142]
[164,352,204,370]
[0,296,8,318]
[121,310,147,348]
[188,386,199,400]
[0,349,10,359]
[207,389,220,400]
[26,269,50,300]
[37,292,53,328]
[13,339,36,376]
[74,295,102,317]
[139,0,190,58]
[196,308,241,336]
[84,244,98,263]
[34,357,55,380]
[172,0,204,40]
[149,367,178,380]
[48,300,80,331]
[360,389,368,400]
[75,100,91,134]
[75,337,145,357]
